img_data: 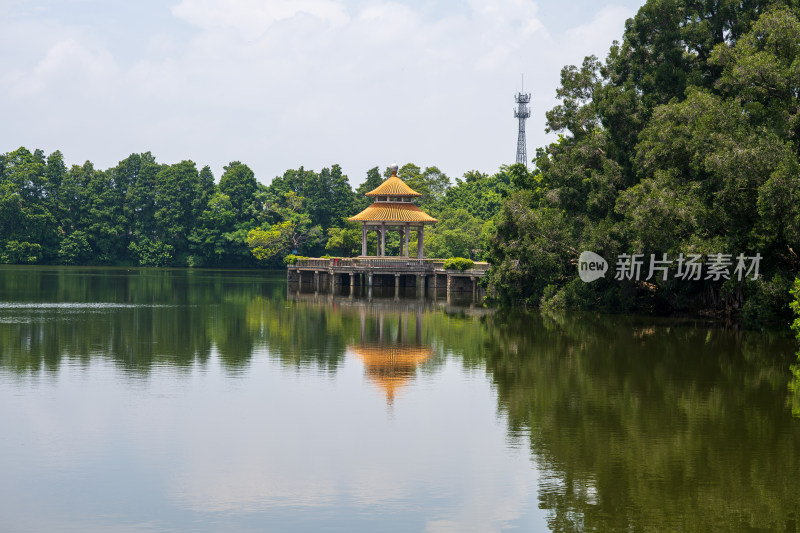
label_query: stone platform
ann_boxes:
[287,257,488,299]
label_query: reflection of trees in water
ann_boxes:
[482,310,800,531]
[5,268,798,529]
[790,356,800,418]
[0,268,269,374]
[0,268,488,377]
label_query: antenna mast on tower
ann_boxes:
[514,75,531,166]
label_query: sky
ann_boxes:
[0,0,647,187]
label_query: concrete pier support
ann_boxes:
[286,258,488,299]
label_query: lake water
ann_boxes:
[1,266,799,532]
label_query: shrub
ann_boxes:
[58,232,91,265]
[1,241,43,264]
[443,257,474,271]
[128,238,173,267]
[284,254,309,265]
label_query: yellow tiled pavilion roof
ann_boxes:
[348,202,438,223]
[365,175,423,197]
[350,345,433,365]
[351,344,433,404]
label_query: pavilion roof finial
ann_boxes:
[389,163,399,176]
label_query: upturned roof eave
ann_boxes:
[347,202,438,223]
[364,176,423,197]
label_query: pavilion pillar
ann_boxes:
[381,222,386,257]
[417,226,424,259]
[361,224,367,256]
[404,224,410,258]
[399,228,404,256]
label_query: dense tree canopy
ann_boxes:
[0,149,494,268]
[485,1,800,326]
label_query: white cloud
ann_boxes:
[562,4,633,62]
[3,38,117,100]
[171,0,350,38]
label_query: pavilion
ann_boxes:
[348,164,437,258]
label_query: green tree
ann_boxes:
[128,237,174,267]
[189,192,236,266]
[486,1,800,323]
[354,166,384,210]
[58,230,91,265]
[0,147,58,263]
[247,192,322,264]
[425,208,485,259]
[117,153,162,244]
[394,163,450,211]
[308,164,355,230]
[1,241,42,264]
[440,169,512,221]
[325,221,362,257]
[218,161,257,220]
[83,163,126,263]
[154,160,201,261]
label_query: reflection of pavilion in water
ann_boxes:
[352,308,431,405]
[288,292,489,404]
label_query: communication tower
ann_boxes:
[514,77,531,166]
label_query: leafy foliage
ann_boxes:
[283,254,308,265]
[128,237,174,267]
[485,1,800,325]
[443,257,474,271]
